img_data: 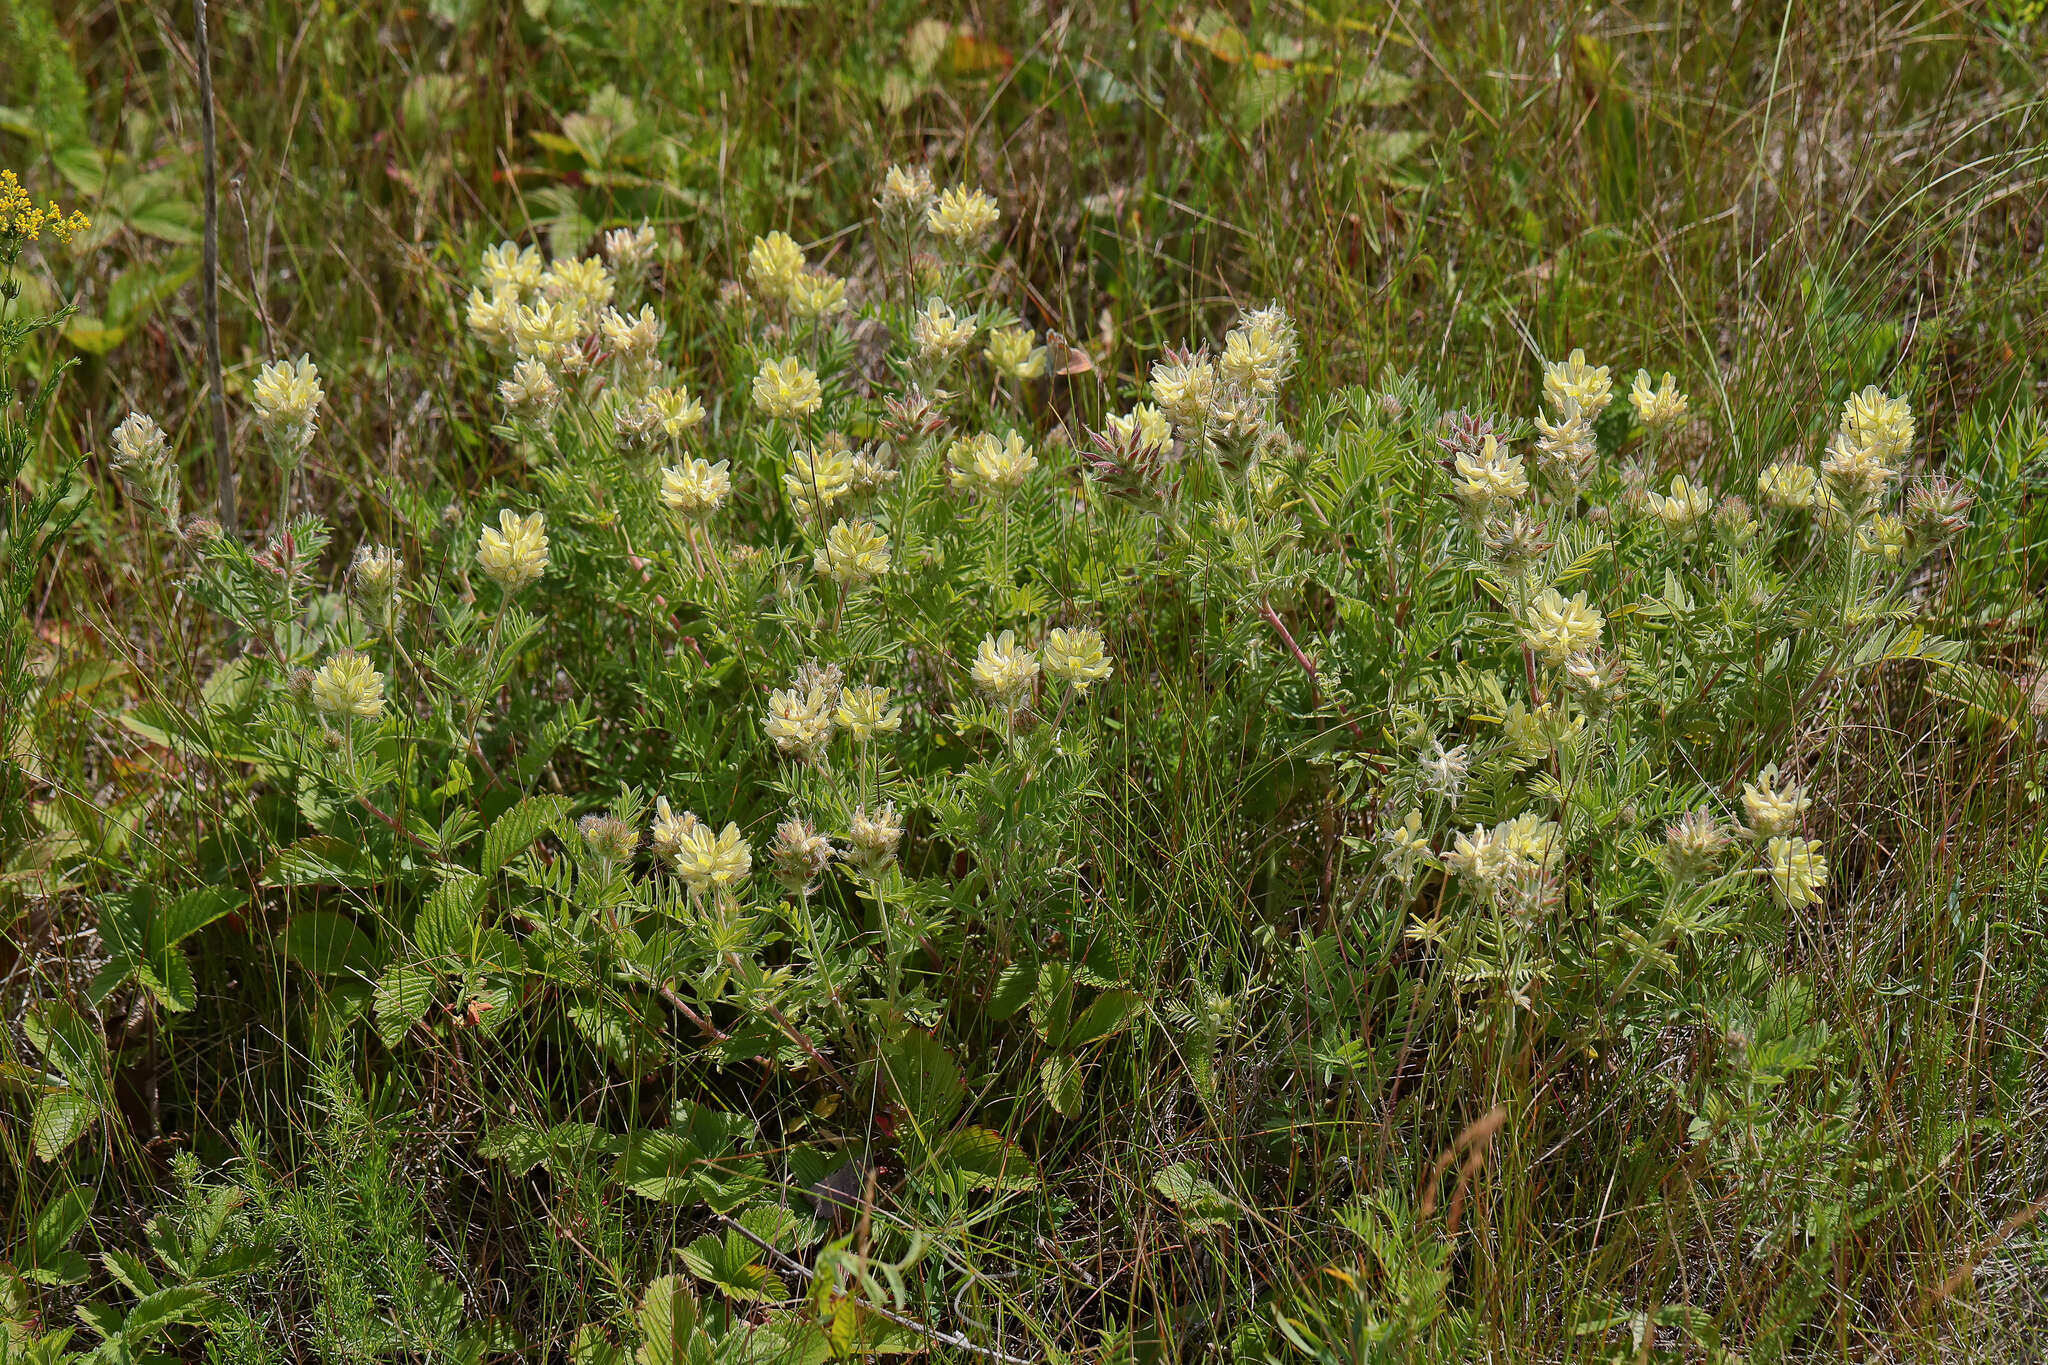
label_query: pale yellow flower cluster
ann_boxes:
[926,185,1001,245]
[477,510,549,593]
[311,653,386,721]
[660,458,731,520]
[753,357,823,420]
[1522,589,1603,665]
[947,432,1037,498]
[971,629,1040,703]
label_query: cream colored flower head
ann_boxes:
[814,519,892,585]
[835,684,904,741]
[784,444,854,516]
[349,543,400,602]
[541,255,616,319]
[600,304,663,361]
[913,298,978,361]
[479,241,545,295]
[1106,404,1173,453]
[1150,351,1217,430]
[660,457,731,520]
[948,431,1038,497]
[846,802,905,874]
[1542,348,1613,418]
[765,684,836,761]
[649,797,698,862]
[465,287,523,347]
[1838,386,1914,464]
[579,814,641,864]
[971,628,1040,703]
[1660,808,1729,882]
[747,231,807,301]
[770,818,836,892]
[1820,429,1897,509]
[788,271,848,322]
[1757,460,1819,511]
[499,359,562,417]
[1630,370,1689,428]
[1766,835,1828,907]
[1741,764,1810,839]
[1418,737,1471,799]
[1451,435,1531,513]
[1856,512,1908,564]
[985,325,1046,381]
[1384,810,1436,883]
[252,355,324,449]
[513,298,583,362]
[619,385,706,445]
[602,224,658,273]
[109,412,175,509]
[753,357,823,421]
[1646,475,1713,531]
[311,652,386,721]
[1523,588,1603,665]
[1532,399,1597,490]
[926,185,1001,245]
[673,818,752,894]
[1442,824,1508,889]
[1220,304,1297,397]
[478,509,549,593]
[879,163,936,215]
[1044,626,1113,692]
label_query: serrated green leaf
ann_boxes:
[31,1090,97,1162]
[937,1126,1039,1191]
[1040,1054,1085,1117]
[482,795,569,875]
[635,1275,697,1365]
[373,962,436,1046]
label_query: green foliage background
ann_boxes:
[2,1,2047,1361]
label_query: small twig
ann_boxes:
[711,1212,1038,1365]
[1258,598,1367,744]
[656,983,729,1043]
[194,0,234,533]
